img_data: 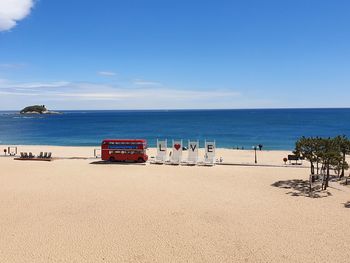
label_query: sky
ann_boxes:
[0,0,349,110]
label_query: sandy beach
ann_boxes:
[0,145,349,262]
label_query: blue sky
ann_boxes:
[0,0,349,110]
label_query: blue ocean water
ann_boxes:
[0,109,350,150]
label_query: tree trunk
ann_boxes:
[341,152,345,178]
[316,161,319,174]
[324,162,330,190]
[310,162,314,175]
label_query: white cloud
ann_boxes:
[98,71,117,76]
[0,80,241,109]
[3,81,70,89]
[134,79,162,86]
[0,0,35,31]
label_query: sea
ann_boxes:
[0,109,350,150]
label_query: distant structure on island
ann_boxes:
[20,105,60,114]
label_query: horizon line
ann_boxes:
[1,107,350,111]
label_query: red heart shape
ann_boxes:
[174,144,181,150]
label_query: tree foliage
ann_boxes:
[294,135,350,190]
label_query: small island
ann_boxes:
[20,105,60,114]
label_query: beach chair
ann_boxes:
[38,152,43,158]
[20,152,25,158]
[28,152,34,158]
[166,140,182,165]
[47,152,52,159]
[182,140,199,165]
[151,139,167,164]
[43,152,48,158]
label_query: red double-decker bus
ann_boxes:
[101,139,148,163]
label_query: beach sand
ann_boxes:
[0,146,349,262]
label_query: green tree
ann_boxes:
[334,135,350,178]
[294,136,317,174]
[317,137,342,190]
[313,137,323,174]
[294,136,349,191]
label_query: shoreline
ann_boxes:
[0,143,327,152]
[0,144,295,166]
[0,144,293,152]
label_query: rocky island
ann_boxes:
[20,105,60,114]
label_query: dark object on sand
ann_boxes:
[15,151,53,161]
[287,154,302,165]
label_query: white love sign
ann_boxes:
[156,139,167,162]
[171,140,182,163]
[205,141,215,163]
[188,140,199,163]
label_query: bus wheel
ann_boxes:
[137,157,144,163]
[109,157,115,162]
